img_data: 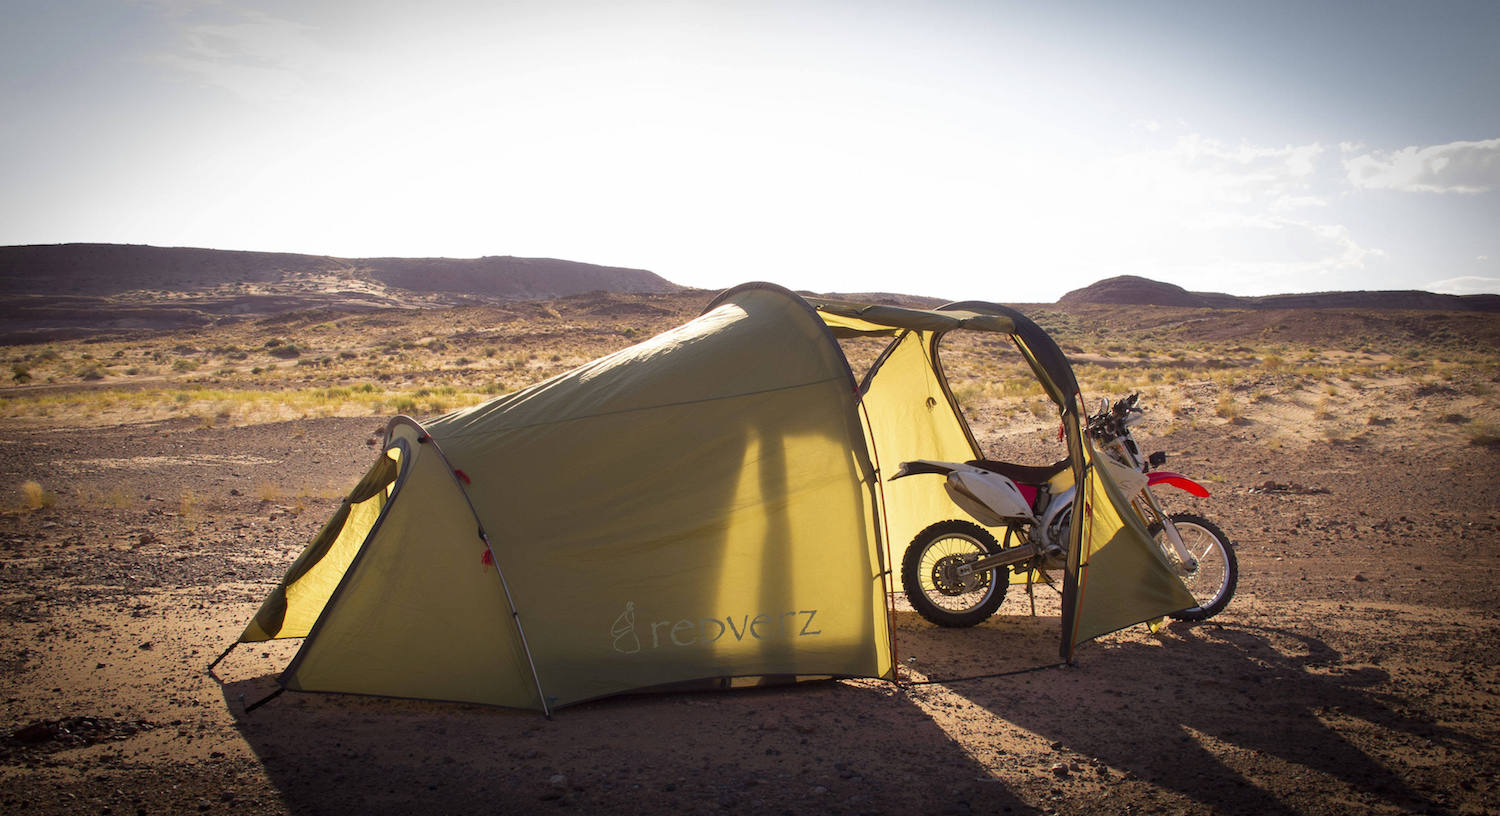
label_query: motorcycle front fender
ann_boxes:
[1146,471,1211,498]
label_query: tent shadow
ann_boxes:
[220,673,1033,816]
[957,621,1471,816]
[892,601,1068,681]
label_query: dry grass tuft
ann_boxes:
[179,488,199,518]
[1467,422,1500,447]
[20,480,57,511]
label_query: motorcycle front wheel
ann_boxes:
[1149,512,1238,621]
[901,519,1009,628]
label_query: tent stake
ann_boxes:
[206,641,236,674]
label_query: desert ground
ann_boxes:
[2,291,1498,815]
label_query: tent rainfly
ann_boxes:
[226,283,1193,714]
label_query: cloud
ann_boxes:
[1083,132,1384,294]
[1424,275,1500,295]
[142,5,331,106]
[1167,135,1324,204]
[1343,138,1500,193]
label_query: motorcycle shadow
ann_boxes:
[892,584,1069,681]
[954,620,1470,816]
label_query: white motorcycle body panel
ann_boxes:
[944,469,1036,527]
[896,459,1038,527]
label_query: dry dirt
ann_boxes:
[2,325,1499,815]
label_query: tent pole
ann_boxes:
[412,422,554,718]
[857,396,901,682]
[481,530,553,719]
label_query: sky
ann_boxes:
[3,0,1499,303]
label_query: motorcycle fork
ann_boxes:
[1135,488,1198,571]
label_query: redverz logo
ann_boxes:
[610,601,821,654]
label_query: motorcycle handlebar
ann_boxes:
[1086,392,1144,439]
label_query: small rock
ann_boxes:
[1353,574,1368,582]
[548,773,567,788]
[1050,762,1070,778]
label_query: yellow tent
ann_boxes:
[230,283,1192,714]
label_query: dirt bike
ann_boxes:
[892,393,1237,627]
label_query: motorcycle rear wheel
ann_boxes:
[1149,512,1238,621]
[901,519,1009,628]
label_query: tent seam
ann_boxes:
[435,376,848,440]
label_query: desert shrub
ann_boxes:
[11,364,31,383]
[172,359,198,373]
[79,365,106,381]
[1467,423,1500,447]
[339,350,359,360]
[1214,393,1241,421]
[268,344,302,359]
[20,480,56,510]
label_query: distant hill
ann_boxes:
[1059,275,1500,312]
[0,244,678,299]
[0,243,683,342]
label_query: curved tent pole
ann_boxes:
[391,416,554,719]
[936,301,1090,662]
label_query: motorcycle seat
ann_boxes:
[966,458,1071,486]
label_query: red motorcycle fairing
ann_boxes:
[1146,471,1211,497]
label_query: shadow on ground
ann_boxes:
[954,620,1475,815]
[223,672,1030,816]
